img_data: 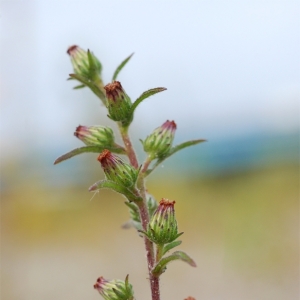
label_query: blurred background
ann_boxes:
[1,1,299,299]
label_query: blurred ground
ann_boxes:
[1,162,299,300]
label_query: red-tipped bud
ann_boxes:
[74,125,114,147]
[98,150,138,188]
[94,276,134,300]
[142,120,177,159]
[67,45,102,79]
[104,81,132,124]
[146,198,182,245]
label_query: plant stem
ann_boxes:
[118,124,139,169]
[137,182,160,300]
[118,125,160,300]
[141,156,153,174]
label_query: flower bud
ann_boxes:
[146,198,181,245]
[143,120,177,159]
[67,45,102,79]
[104,81,132,124]
[74,125,114,147]
[98,150,138,188]
[94,276,134,300]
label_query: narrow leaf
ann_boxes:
[147,139,206,176]
[69,73,106,102]
[162,241,182,256]
[54,145,126,165]
[88,180,142,202]
[152,251,196,276]
[130,87,167,115]
[73,84,85,89]
[112,53,134,81]
[54,146,104,164]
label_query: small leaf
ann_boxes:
[54,146,104,164]
[73,84,85,89]
[88,180,142,202]
[130,87,167,115]
[69,73,106,103]
[147,139,206,176]
[162,240,182,256]
[54,145,126,165]
[112,53,134,81]
[152,251,196,276]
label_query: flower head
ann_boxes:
[94,276,134,300]
[104,81,132,125]
[74,125,114,147]
[146,198,182,245]
[67,45,102,79]
[142,120,177,159]
[98,150,138,188]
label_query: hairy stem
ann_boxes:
[141,156,153,174]
[119,125,160,300]
[137,179,160,300]
[118,124,139,169]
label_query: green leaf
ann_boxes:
[73,84,85,89]
[162,240,182,256]
[88,180,142,202]
[54,145,126,165]
[54,146,104,164]
[130,87,167,115]
[146,139,206,176]
[69,73,106,102]
[112,53,134,81]
[152,251,197,276]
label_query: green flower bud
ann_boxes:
[104,81,132,125]
[67,45,102,79]
[74,125,114,147]
[97,150,138,188]
[143,120,177,159]
[146,198,181,245]
[94,276,134,300]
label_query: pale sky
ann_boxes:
[1,1,299,157]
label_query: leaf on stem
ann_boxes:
[112,53,134,81]
[54,146,104,164]
[152,251,197,276]
[54,145,126,165]
[73,84,85,89]
[69,73,106,102]
[146,139,206,176]
[162,240,182,256]
[130,87,167,115]
[88,180,142,202]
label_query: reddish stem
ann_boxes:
[119,125,139,169]
[119,124,160,300]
